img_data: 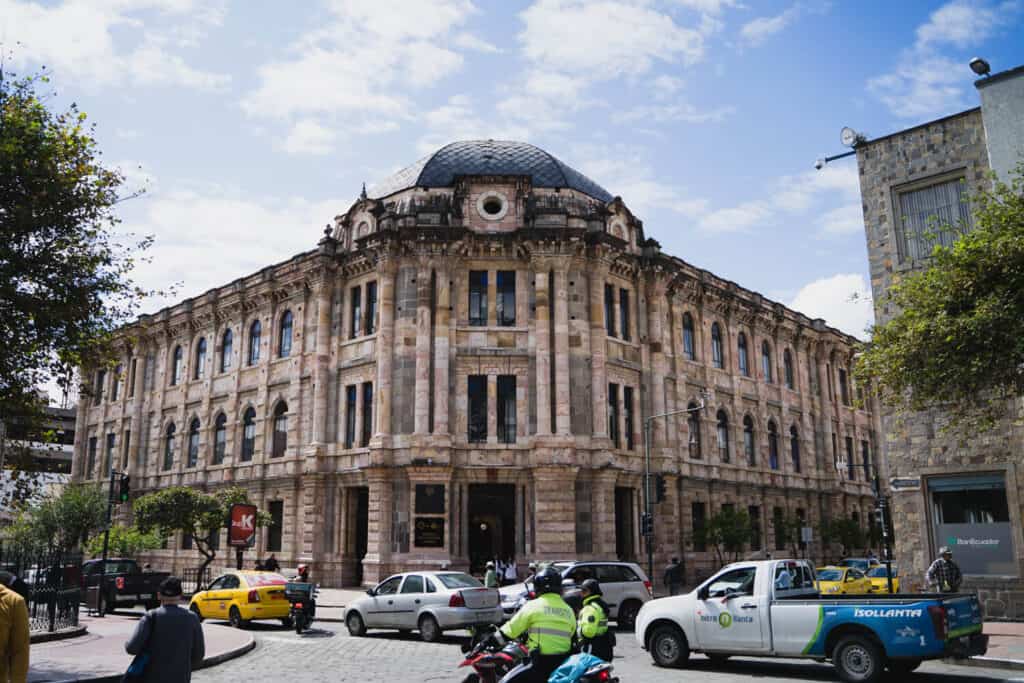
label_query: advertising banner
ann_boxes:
[229,503,258,548]
[935,523,1015,575]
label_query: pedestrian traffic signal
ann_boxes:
[118,474,130,503]
[655,475,667,503]
[641,512,654,537]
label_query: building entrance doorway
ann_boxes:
[615,487,636,561]
[468,484,515,575]
[348,487,368,585]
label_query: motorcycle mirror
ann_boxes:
[460,641,471,653]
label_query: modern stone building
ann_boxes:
[853,64,1024,616]
[74,141,878,587]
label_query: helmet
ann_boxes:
[297,564,308,573]
[580,578,602,596]
[533,567,562,595]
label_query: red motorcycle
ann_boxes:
[458,626,529,683]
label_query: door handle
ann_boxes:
[387,600,393,604]
[415,599,421,604]
[740,604,757,609]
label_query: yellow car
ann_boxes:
[188,571,291,628]
[866,565,900,593]
[815,566,873,595]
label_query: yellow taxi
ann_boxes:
[188,571,291,628]
[865,565,900,593]
[815,566,872,595]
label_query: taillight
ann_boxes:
[248,589,260,603]
[449,591,465,608]
[116,577,125,590]
[643,580,653,597]
[294,602,303,608]
[527,591,536,600]
[928,604,947,640]
[597,670,611,682]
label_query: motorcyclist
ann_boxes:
[291,564,316,618]
[576,579,613,662]
[496,567,576,683]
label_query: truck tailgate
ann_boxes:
[943,595,983,638]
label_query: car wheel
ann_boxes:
[419,614,442,643]
[617,600,641,630]
[707,653,730,666]
[888,659,921,674]
[228,606,248,629]
[346,611,367,637]
[398,629,411,636]
[833,635,883,683]
[280,616,293,628]
[190,604,204,623]
[650,624,690,668]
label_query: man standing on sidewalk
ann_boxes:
[926,547,962,593]
[0,581,29,683]
[125,577,205,682]
[663,557,684,596]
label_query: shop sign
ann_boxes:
[416,484,446,514]
[935,523,1016,575]
[415,517,445,548]
[229,503,258,547]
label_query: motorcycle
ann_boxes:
[285,581,318,634]
[457,626,618,683]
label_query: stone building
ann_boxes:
[853,64,1024,616]
[74,140,878,587]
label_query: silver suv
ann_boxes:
[500,560,652,629]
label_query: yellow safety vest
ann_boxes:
[501,592,575,655]
[577,595,609,640]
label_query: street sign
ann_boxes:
[801,526,813,544]
[228,503,257,547]
[889,476,921,491]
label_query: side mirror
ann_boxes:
[365,588,375,596]
[698,588,709,601]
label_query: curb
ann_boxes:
[30,626,88,644]
[947,655,1024,672]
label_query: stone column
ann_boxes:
[647,277,668,447]
[312,279,332,445]
[532,466,579,559]
[361,467,392,585]
[414,265,432,434]
[300,473,325,561]
[553,267,571,435]
[533,261,552,435]
[374,260,397,439]
[487,375,498,444]
[592,470,619,557]
[128,343,147,476]
[589,263,610,438]
[434,268,451,434]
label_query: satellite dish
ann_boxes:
[840,127,859,147]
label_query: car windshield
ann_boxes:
[867,566,898,578]
[102,561,138,574]
[840,559,869,571]
[436,573,482,589]
[817,569,844,581]
[241,572,287,587]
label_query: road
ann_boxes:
[191,620,1018,682]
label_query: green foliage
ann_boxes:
[699,508,752,565]
[84,524,162,558]
[1,482,108,553]
[818,518,865,560]
[856,167,1024,432]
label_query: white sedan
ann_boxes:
[344,571,503,642]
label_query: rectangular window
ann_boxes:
[468,375,487,443]
[846,436,855,480]
[208,529,220,551]
[839,368,850,406]
[623,386,635,450]
[773,506,786,551]
[608,383,620,449]
[748,505,762,550]
[94,370,105,405]
[896,177,972,263]
[604,284,616,337]
[861,440,871,482]
[104,433,115,475]
[111,365,121,401]
[575,480,593,554]
[182,533,192,550]
[365,281,377,335]
[128,358,137,398]
[344,385,357,449]
[267,501,284,552]
[619,288,631,342]
[350,285,362,339]
[796,508,807,549]
[496,271,516,327]
[931,474,1013,575]
[469,271,488,326]
[361,382,373,447]
[497,375,516,444]
[87,436,98,476]
[692,502,707,552]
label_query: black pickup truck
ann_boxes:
[82,559,170,614]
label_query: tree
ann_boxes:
[699,508,752,565]
[856,168,1024,432]
[779,514,809,559]
[85,524,162,558]
[818,518,865,562]
[133,486,270,586]
[33,482,108,552]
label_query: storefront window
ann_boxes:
[930,474,1014,576]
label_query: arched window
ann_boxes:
[272,402,288,457]
[220,329,233,373]
[790,425,801,473]
[784,349,794,390]
[716,410,730,463]
[687,402,702,459]
[278,310,293,358]
[711,323,724,369]
[248,320,261,366]
[213,413,227,465]
[194,338,207,380]
[738,332,749,376]
[682,313,696,361]
[171,346,183,386]
[768,420,779,470]
[163,423,176,471]
[761,341,773,383]
[743,415,755,465]
[187,418,200,468]
[241,407,256,461]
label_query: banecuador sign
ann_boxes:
[229,503,258,547]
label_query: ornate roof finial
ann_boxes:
[324,224,332,238]
[360,182,367,200]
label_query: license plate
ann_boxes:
[141,594,153,599]
[121,594,137,600]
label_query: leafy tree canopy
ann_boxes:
[818,517,866,561]
[85,524,162,559]
[856,168,1024,432]
[2,482,108,554]
[698,508,752,565]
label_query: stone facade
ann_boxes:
[856,109,1024,618]
[75,142,877,588]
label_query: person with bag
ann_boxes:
[124,577,204,682]
[1,581,30,683]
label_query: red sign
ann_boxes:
[229,503,258,548]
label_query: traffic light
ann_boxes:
[118,474,131,503]
[641,512,654,537]
[655,475,667,503]
[873,505,888,536]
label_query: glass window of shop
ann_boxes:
[930,473,1015,576]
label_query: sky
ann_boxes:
[3,0,1022,343]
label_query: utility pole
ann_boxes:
[98,468,128,616]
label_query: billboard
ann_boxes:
[935,523,1016,576]
[229,503,258,548]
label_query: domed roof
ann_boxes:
[368,140,613,202]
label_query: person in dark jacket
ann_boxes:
[125,576,205,682]
[663,557,683,596]
[263,555,280,573]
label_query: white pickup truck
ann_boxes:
[635,559,987,683]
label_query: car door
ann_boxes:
[694,565,768,653]
[847,568,869,594]
[366,575,403,628]
[200,576,229,619]
[393,575,426,629]
[593,565,628,618]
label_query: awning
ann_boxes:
[927,474,1005,492]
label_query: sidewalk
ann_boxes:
[968,621,1024,670]
[313,587,368,623]
[29,612,254,683]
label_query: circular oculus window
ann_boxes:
[476,192,509,221]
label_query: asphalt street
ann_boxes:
[190,620,1019,683]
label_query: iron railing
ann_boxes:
[0,546,82,633]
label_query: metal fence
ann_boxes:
[181,566,211,595]
[0,546,82,633]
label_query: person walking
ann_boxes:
[504,559,518,585]
[125,577,205,682]
[926,547,963,593]
[663,557,683,596]
[264,555,280,573]
[0,581,30,683]
[484,561,499,588]
[576,579,614,662]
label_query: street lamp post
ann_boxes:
[642,388,710,583]
[837,455,895,594]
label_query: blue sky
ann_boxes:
[3,0,1022,340]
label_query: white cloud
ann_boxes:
[916,0,1002,48]
[673,0,741,13]
[0,0,229,90]
[280,119,338,156]
[112,160,158,196]
[819,204,864,236]
[740,4,802,47]
[697,200,772,233]
[613,102,735,124]
[789,273,874,339]
[454,32,501,53]
[418,95,530,154]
